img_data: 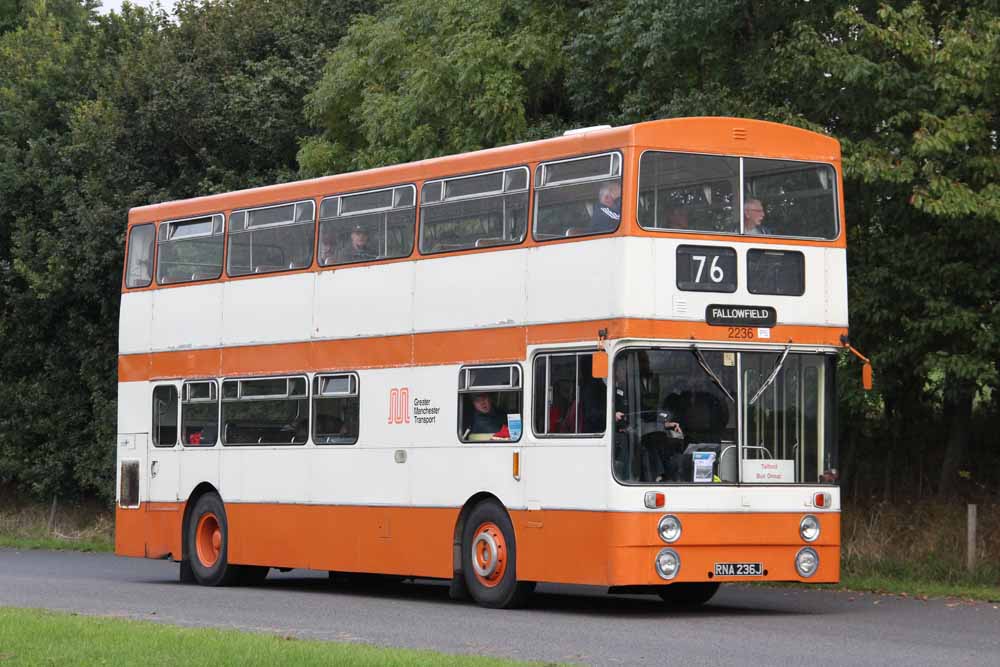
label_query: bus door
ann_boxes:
[148,384,181,503]
[526,350,611,508]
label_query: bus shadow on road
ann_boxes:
[250,573,818,618]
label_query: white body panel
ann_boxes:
[151,283,224,351]
[223,273,313,346]
[118,238,849,355]
[315,263,414,339]
[415,250,528,330]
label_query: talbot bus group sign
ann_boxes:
[705,304,777,328]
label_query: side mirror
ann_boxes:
[862,361,873,391]
[592,350,608,379]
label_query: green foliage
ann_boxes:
[301,0,574,175]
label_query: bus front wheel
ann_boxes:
[461,501,533,609]
[186,493,241,586]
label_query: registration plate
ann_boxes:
[714,562,764,577]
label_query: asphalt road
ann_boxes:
[1,549,998,666]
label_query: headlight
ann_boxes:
[655,548,681,580]
[795,547,819,577]
[799,514,820,542]
[658,515,682,543]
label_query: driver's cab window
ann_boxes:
[458,365,522,442]
[613,349,737,483]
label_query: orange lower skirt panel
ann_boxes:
[116,502,840,586]
[225,504,458,578]
[115,503,185,559]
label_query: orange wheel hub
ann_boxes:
[195,512,222,568]
[471,521,507,588]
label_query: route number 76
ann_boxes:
[676,245,737,293]
[691,255,725,283]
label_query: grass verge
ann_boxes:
[0,607,550,666]
[0,535,111,552]
[836,574,1000,602]
[0,496,113,552]
[835,501,1000,601]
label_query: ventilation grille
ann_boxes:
[732,127,748,141]
[120,460,140,508]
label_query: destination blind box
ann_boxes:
[706,305,777,328]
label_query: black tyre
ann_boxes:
[461,500,533,609]
[657,582,720,607]
[186,493,241,586]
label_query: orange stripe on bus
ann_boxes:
[116,502,839,585]
[119,319,848,381]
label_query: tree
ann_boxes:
[775,2,1000,495]
[300,0,576,176]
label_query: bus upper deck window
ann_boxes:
[637,152,739,234]
[420,167,528,254]
[125,224,155,288]
[318,185,415,266]
[742,159,838,239]
[157,214,224,285]
[227,200,316,277]
[534,152,622,241]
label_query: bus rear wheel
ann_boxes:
[461,501,533,609]
[186,493,241,586]
[657,582,720,607]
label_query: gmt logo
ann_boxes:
[387,387,411,424]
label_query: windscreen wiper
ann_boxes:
[749,345,792,405]
[690,345,735,403]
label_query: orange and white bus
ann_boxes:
[116,117,847,608]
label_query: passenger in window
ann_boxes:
[589,181,621,232]
[469,393,507,438]
[188,425,217,446]
[744,198,771,235]
[666,207,690,230]
[318,228,336,265]
[335,224,377,263]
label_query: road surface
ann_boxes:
[1,549,997,665]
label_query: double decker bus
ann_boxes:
[116,117,848,608]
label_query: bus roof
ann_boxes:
[127,117,840,227]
